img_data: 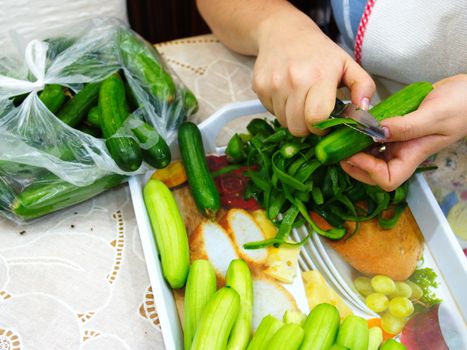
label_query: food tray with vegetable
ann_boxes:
[130,90,467,350]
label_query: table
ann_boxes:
[0,34,465,350]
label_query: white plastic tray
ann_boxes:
[129,100,467,350]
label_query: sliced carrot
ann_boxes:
[151,160,187,188]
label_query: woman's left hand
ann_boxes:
[340,74,467,191]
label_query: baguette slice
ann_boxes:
[252,276,298,330]
[222,208,268,266]
[189,220,239,280]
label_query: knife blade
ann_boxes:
[331,99,386,141]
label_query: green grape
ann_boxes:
[388,297,414,318]
[371,275,396,295]
[389,281,413,298]
[381,312,406,335]
[406,280,423,300]
[365,293,389,312]
[354,276,374,296]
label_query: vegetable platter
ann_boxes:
[129,99,467,350]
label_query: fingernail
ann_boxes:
[346,160,356,167]
[382,126,390,139]
[360,97,370,111]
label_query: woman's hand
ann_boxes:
[253,10,375,136]
[196,0,375,136]
[341,74,467,191]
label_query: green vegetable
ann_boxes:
[247,118,274,137]
[226,259,253,350]
[178,121,220,219]
[183,260,216,350]
[57,82,102,127]
[265,323,304,350]
[191,287,241,350]
[335,315,369,350]
[12,173,125,220]
[283,310,306,326]
[367,326,383,350]
[118,29,176,104]
[226,133,248,163]
[247,315,284,350]
[86,106,100,128]
[315,82,433,164]
[380,339,407,350]
[99,72,143,172]
[127,118,171,169]
[143,179,190,288]
[182,89,199,115]
[300,303,340,350]
[409,268,442,306]
[329,345,349,350]
[39,84,68,113]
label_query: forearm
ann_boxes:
[196,0,321,55]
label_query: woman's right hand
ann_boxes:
[253,9,375,136]
[196,0,375,136]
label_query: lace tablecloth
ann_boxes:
[0,34,465,350]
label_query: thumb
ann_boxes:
[381,108,440,142]
[341,60,376,109]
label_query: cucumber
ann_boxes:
[86,106,100,128]
[191,287,241,350]
[380,339,407,350]
[178,121,220,219]
[143,179,190,288]
[118,29,176,104]
[184,260,217,350]
[265,323,304,350]
[315,82,433,164]
[247,315,284,350]
[128,119,171,169]
[226,259,253,350]
[99,73,142,172]
[39,84,68,114]
[11,174,126,220]
[335,315,369,350]
[57,82,102,127]
[300,303,340,350]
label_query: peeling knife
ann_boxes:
[330,99,386,141]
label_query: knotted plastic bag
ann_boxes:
[0,17,197,222]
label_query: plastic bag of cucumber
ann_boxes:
[0,17,198,222]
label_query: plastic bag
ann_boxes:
[0,17,198,222]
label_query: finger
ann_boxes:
[304,80,338,135]
[284,88,309,136]
[271,92,288,128]
[381,109,441,142]
[340,160,377,186]
[345,152,418,192]
[252,68,274,116]
[341,61,376,109]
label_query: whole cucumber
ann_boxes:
[300,303,340,350]
[39,84,68,114]
[226,259,253,350]
[380,339,407,350]
[247,315,284,350]
[12,174,126,220]
[118,30,176,104]
[143,179,190,288]
[99,72,142,172]
[183,260,217,350]
[191,287,241,350]
[178,121,220,219]
[266,323,304,350]
[57,82,101,127]
[335,315,369,350]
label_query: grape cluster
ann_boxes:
[353,275,423,334]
